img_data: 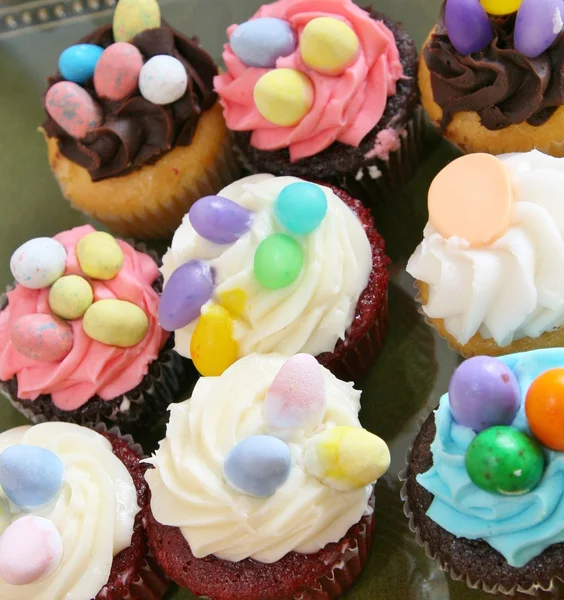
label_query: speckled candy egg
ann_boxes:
[93,43,144,102]
[82,299,148,347]
[76,231,124,280]
[11,314,73,362]
[48,275,93,320]
[10,237,66,289]
[113,0,160,43]
[139,55,188,105]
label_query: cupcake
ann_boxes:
[407,150,564,358]
[402,350,564,596]
[214,0,421,202]
[420,0,564,156]
[41,0,240,239]
[159,174,390,381]
[144,353,390,600]
[0,224,187,428]
[0,421,168,599]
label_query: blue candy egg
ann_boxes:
[275,182,328,235]
[0,445,64,509]
[224,435,291,497]
[189,195,252,244]
[231,18,297,68]
[58,44,104,84]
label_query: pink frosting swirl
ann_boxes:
[214,0,404,162]
[0,225,168,410]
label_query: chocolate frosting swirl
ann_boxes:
[425,3,564,131]
[42,24,218,181]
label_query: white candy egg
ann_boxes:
[10,238,67,289]
[139,55,188,105]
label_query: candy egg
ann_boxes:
[45,81,103,139]
[448,357,520,432]
[264,354,327,430]
[275,182,328,235]
[254,69,314,127]
[515,0,563,58]
[48,275,93,320]
[189,195,253,244]
[139,55,188,105]
[300,17,360,76]
[158,260,214,331]
[76,231,124,280]
[445,0,494,54]
[11,314,73,362]
[230,17,297,68]
[10,237,66,289]
[465,426,544,495]
[218,288,247,318]
[254,233,304,289]
[0,516,63,585]
[190,304,238,376]
[82,299,148,347]
[0,498,10,537]
[93,43,144,101]
[525,368,564,450]
[0,444,64,509]
[113,0,160,43]
[58,44,103,84]
[224,435,291,497]
[305,426,390,491]
[480,0,523,14]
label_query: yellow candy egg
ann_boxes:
[480,0,522,15]
[49,275,93,320]
[190,304,238,376]
[113,0,161,43]
[300,17,360,75]
[82,299,148,347]
[254,69,314,127]
[76,232,124,281]
[218,288,247,318]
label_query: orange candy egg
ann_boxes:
[525,368,564,451]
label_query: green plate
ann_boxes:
[0,1,491,598]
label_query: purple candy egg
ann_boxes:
[515,0,564,58]
[189,196,252,245]
[445,0,494,54]
[448,356,521,432]
[158,260,214,331]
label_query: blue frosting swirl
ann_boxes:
[417,348,564,568]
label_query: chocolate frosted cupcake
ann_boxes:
[214,0,421,202]
[420,0,564,156]
[42,0,239,239]
[0,225,187,429]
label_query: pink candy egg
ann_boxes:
[45,81,103,139]
[11,314,74,362]
[264,354,327,430]
[94,43,144,101]
[0,516,63,585]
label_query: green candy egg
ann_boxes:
[254,233,304,290]
[465,426,544,495]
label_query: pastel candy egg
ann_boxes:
[254,69,314,127]
[82,299,148,347]
[224,435,291,497]
[93,43,144,101]
[113,0,161,43]
[305,426,390,491]
[275,182,328,235]
[448,357,520,432]
[525,368,564,451]
[11,314,73,362]
[48,275,93,320]
[480,0,522,14]
[58,44,103,84]
[10,237,66,289]
[254,233,304,290]
[515,0,563,58]
[0,444,64,509]
[264,354,327,430]
[139,55,188,105]
[0,516,63,585]
[445,0,494,54]
[465,426,544,495]
[231,18,297,68]
[300,17,360,76]
[159,260,214,331]
[76,231,124,280]
[45,81,103,139]
[189,195,253,244]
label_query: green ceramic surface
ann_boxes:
[0,1,497,598]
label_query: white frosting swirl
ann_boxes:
[145,353,373,564]
[0,423,139,600]
[407,150,564,346]
[161,174,372,358]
